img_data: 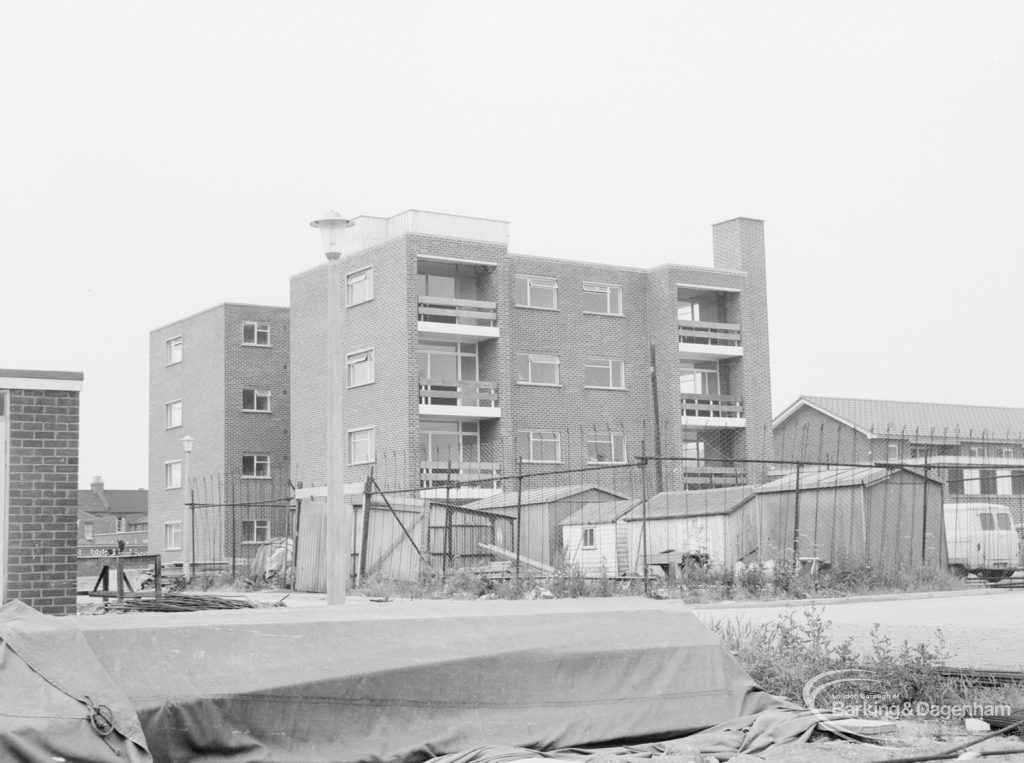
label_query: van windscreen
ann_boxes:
[997,513,1012,531]
[979,513,995,531]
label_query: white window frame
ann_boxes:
[347,348,375,388]
[347,267,374,306]
[582,282,623,316]
[115,516,126,532]
[348,427,376,465]
[242,389,272,412]
[519,430,562,463]
[585,431,627,464]
[164,521,182,551]
[886,443,899,461]
[83,522,94,541]
[514,274,558,310]
[242,454,271,479]
[164,399,182,429]
[242,518,271,543]
[581,527,596,549]
[166,335,183,365]
[164,460,182,489]
[242,321,271,346]
[516,353,560,386]
[584,357,625,389]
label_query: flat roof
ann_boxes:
[0,369,84,391]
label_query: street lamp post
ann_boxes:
[181,435,194,577]
[310,211,354,605]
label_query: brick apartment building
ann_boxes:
[148,304,290,565]
[1,369,83,615]
[774,396,1024,522]
[289,210,774,500]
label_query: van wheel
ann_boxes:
[978,570,1014,583]
[948,565,968,579]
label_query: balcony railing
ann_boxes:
[678,320,741,346]
[418,296,498,327]
[420,379,499,408]
[676,465,746,487]
[681,394,744,418]
[420,461,501,489]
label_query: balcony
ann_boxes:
[676,465,746,488]
[419,461,502,498]
[681,394,746,428]
[417,296,499,342]
[419,379,501,420]
[678,320,743,360]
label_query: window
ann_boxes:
[996,513,1012,531]
[242,519,271,543]
[1012,470,1024,496]
[514,275,558,309]
[679,362,720,396]
[347,267,373,305]
[584,357,625,389]
[243,321,271,346]
[518,430,561,463]
[582,527,596,548]
[963,468,980,495]
[586,431,626,464]
[83,522,94,541]
[516,353,560,385]
[677,300,700,322]
[348,427,375,464]
[166,336,183,365]
[165,399,182,429]
[948,467,964,496]
[115,516,126,533]
[980,469,998,495]
[164,522,182,551]
[242,389,271,412]
[164,460,182,489]
[347,348,375,387]
[582,283,623,315]
[886,443,900,461]
[996,447,1015,458]
[241,321,270,346]
[979,512,995,531]
[242,454,270,478]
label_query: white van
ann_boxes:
[943,503,1020,582]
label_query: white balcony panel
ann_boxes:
[420,487,503,500]
[681,415,747,429]
[678,344,744,360]
[417,321,500,342]
[420,404,501,421]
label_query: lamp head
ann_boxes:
[310,211,354,259]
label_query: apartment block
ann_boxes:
[289,210,774,499]
[148,303,290,565]
[1,369,83,615]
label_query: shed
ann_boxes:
[617,467,947,575]
[561,498,642,576]
[621,486,756,574]
[739,466,947,573]
[464,485,627,568]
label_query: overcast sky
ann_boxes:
[2,1,1022,488]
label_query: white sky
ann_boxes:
[2,1,1022,488]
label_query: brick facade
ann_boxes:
[1,371,82,616]
[148,304,289,564]
[288,211,774,498]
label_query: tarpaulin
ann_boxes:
[0,600,151,763]
[68,599,786,762]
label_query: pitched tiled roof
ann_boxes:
[778,396,1024,439]
[77,488,147,516]
[561,498,642,526]
[464,484,627,511]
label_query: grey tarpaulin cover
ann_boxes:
[68,598,795,762]
[0,600,151,763]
